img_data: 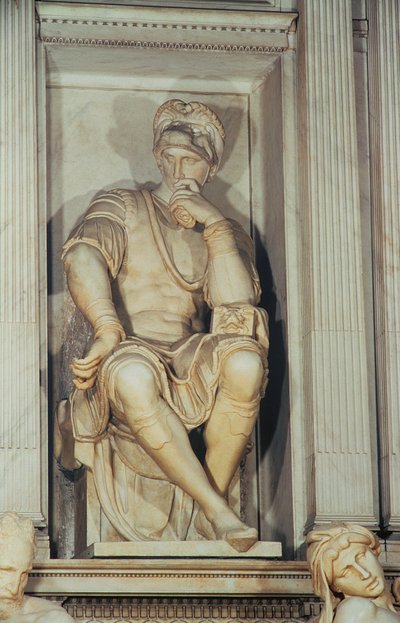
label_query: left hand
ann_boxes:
[169,179,224,228]
[71,328,122,390]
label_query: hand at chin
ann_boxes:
[170,205,196,228]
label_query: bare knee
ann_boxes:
[113,360,159,411]
[220,350,264,402]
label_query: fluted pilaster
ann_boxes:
[298,0,377,526]
[367,0,400,529]
[0,0,46,524]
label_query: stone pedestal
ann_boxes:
[81,540,282,559]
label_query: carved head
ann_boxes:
[307,523,385,623]
[0,513,35,619]
[153,99,225,181]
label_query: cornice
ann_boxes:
[37,0,278,10]
[28,559,313,596]
[36,2,297,53]
[25,560,400,620]
[27,558,400,598]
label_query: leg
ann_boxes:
[204,349,265,496]
[111,356,256,550]
[194,349,264,546]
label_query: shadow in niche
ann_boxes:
[47,192,98,559]
[255,228,287,457]
[254,227,290,552]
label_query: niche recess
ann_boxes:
[37,1,298,557]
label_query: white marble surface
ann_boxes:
[0,0,48,533]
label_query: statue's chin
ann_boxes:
[0,598,23,620]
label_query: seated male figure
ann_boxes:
[60,100,269,551]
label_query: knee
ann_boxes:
[113,360,159,409]
[221,350,264,402]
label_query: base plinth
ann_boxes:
[80,540,282,559]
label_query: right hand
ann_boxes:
[169,179,223,228]
[71,328,122,390]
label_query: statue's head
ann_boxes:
[0,513,35,620]
[307,523,384,623]
[153,99,225,189]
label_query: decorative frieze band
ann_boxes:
[40,18,289,34]
[61,596,318,622]
[42,37,286,54]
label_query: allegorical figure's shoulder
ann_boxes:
[19,596,74,622]
[334,596,376,622]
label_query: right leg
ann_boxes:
[110,356,256,551]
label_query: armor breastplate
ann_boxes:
[113,190,208,341]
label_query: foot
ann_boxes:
[194,509,216,540]
[194,509,258,553]
[223,525,258,553]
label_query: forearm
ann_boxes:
[204,220,256,307]
[63,244,124,339]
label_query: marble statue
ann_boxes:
[0,513,74,622]
[307,523,400,622]
[56,99,269,552]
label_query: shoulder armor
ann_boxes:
[85,189,138,226]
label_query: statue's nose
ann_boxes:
[353,561,370,579]
[173,160,184,179]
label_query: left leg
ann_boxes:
[203,349,265,497]
[194,348,264,546]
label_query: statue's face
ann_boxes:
[157,146,210,194]
[0,538,31,619]
[331,543,385,598]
